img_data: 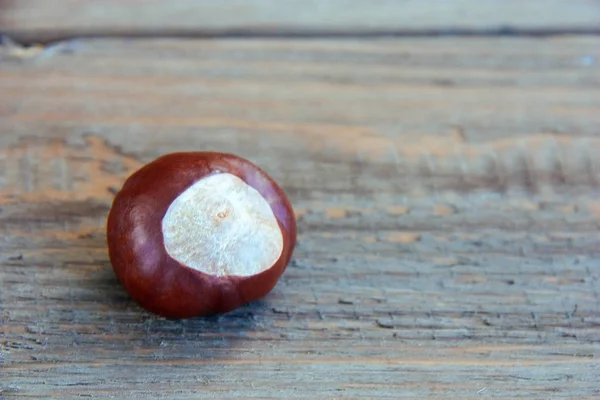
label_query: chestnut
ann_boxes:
[106,152,296,319]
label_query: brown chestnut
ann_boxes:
[106,152,296,319]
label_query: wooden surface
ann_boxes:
[1,0,600,43]
[1,7,600,399]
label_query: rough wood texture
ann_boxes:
[1,0,600,43]
[1,37,600,399]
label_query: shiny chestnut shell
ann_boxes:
[106,152,296,319]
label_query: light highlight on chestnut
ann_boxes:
[161,173,284,277]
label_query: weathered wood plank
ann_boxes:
[1,0,599,43]
[0,37,599,399]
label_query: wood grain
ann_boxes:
[1,37,600,399]
[1,0,600,43]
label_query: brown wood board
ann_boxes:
[1,0,600,43]
[0,37,599,399]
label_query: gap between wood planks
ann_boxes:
[1,28,600,47]
[2,0,599,44]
